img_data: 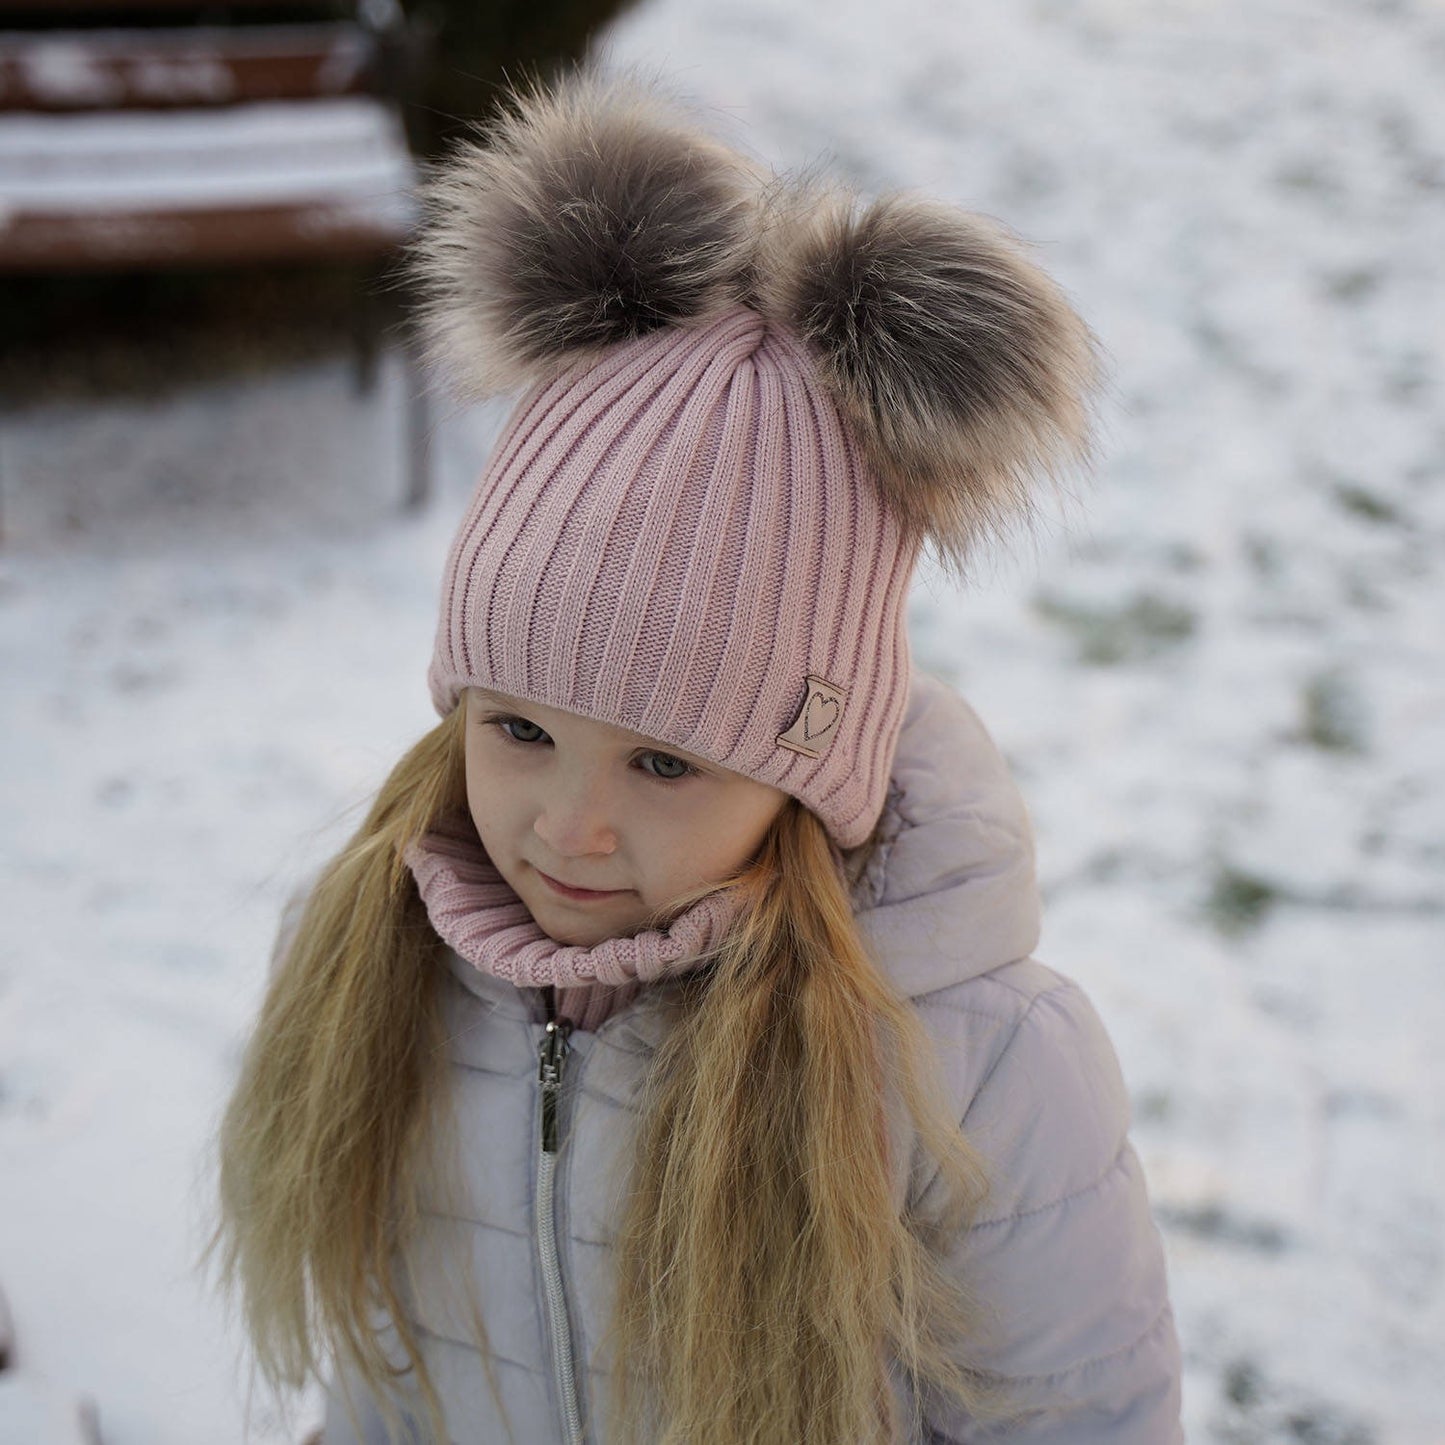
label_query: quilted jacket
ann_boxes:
[315,666,1183,1443]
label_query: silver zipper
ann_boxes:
[537,1000,584,1445]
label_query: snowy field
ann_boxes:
[2,0,1443,1441]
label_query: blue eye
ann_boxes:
[497,716,547,744]
[641,751,693,782]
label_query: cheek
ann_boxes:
[464,742,523,843]
[665,790,781,881]
[464,752,489,811]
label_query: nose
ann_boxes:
[532,776,619,858]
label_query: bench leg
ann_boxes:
[0,420,8,548]
[353,267,380,397]
[402,347,431,511]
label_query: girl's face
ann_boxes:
[463,687,789,947]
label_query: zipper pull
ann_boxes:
[538,1017,572,1155]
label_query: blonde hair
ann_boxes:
[210,704,1012,1443]
[209,706,467,1442]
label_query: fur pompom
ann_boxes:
[755,187,1100,570]
[410,70,761,398]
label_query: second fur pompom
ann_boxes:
[755,188,1100,569]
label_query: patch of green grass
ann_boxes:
[1214,1356,1377,1445]
[1300,670,1368,754]
[1333,483,1401,525]
[1164,542,1206,572]
[1274,158,1341,198]
[1384,354,1430,403]
[1032,591,1198,665]
[1242,532,1281,581]
[1156,1200,1289,1252]
[1133,1088,1174,1124]
[1321,267,1382,304]
[1285,1409,1375,1445]
[1205,865,1279,936]
[1223,1359,1263,1409]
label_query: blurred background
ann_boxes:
[1,0,1441,1441]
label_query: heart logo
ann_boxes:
[804,690,840,741]
[776,674,846,759]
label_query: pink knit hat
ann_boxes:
[413,71,1097,849]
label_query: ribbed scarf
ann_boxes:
[403,810,748,1031]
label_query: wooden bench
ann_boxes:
[0,0,433,510]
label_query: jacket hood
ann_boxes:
[854,666,1041,999]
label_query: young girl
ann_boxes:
[213,71,1183,1445]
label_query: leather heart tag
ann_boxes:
[776,675,847,759]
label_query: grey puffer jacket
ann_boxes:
[317,667,1183,1444]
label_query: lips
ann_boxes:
[535,867,625,900]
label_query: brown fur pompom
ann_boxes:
[754,187,1100,571]
[409,70,762,398]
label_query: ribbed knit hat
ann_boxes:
[412,70,1098,849]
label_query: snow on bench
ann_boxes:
[0,99,416,266]
[0,23,377,111]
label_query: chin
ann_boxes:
[524,896,600,946]
[538,918,608,948]
[530,897,643,950]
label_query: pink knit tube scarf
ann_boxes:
[404,810,748,1031]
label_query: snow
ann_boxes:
[2,0,1443,1441]
[0,1373,99,1445]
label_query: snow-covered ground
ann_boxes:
[2,0,1442,1441]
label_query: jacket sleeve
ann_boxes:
[916,975,1183,1444]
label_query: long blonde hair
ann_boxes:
[211,704,1011,1443]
